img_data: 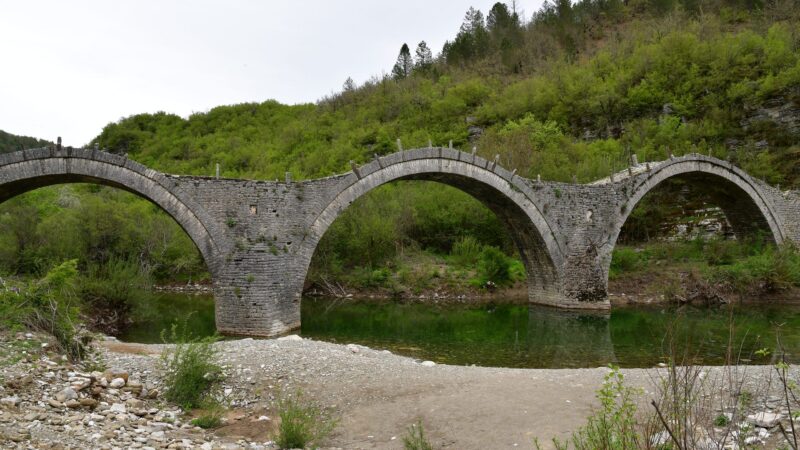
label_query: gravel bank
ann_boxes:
[1,333,797,449]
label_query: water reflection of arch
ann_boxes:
[527,306,616,367]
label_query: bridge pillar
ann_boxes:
[212,253,307,337]
[554,253,612,309]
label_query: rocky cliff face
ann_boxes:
[743,95,800,140]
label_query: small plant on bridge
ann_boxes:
[160,317,223,409]
[274,389,337,449]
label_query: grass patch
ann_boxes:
[403,419,433,450]
[191,398,225,429]
[274,390,337,449]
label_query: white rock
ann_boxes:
[420,361,436,367]
[109,403,127,413]
[346,344,361,353]
[0,396,20,407]
[257,415,270,421]
[110,377,126,388]
[744,436,761,445]
[55,387,77,402]
[747,412,783,428]
[201,443,213,450]
[276,334,302,341]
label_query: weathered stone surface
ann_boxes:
[747,411,783,428]
[2,147,798,337]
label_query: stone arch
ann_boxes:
[0,148,224,272]
[302,148,564,303]
[605,155,787,275]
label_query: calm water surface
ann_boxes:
[120,293,800,368]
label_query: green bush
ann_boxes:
[80,258,152,320]
[274,390,337,449]
[711,243,800,292]
[450,236,483,267]
[609,247,642,278]
[714,413,730,427]
[160,320,222,409]
[403,419,433,450]
[476,246,515,287]
[0,260,87,361]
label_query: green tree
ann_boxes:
[392,43,414,79]
[342,77,356,92]
[414,41,433,71]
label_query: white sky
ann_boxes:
[1,1,544,147]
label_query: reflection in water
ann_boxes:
[525,307,615,367]
[119,293,800,368]
[117,292,216,343]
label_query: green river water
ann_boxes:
[118,293,800,368]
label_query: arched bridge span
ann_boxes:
[2,146,797,337]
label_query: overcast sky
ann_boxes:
[1,1,545,147]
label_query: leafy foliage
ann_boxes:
[0,184,207,281]
[711,243,800,292]
[0,129,51,154]
[0,260,87,361]
[475,246,522,287]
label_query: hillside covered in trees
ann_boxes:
[0,130,51,154]
[2,0,799,297]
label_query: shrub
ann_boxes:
[609,247,641,279]
[160,319,222,409]
[275,390,337,449]
[403,419,433,450]
[450,236,483,267]
[476,246,516,287]
[80,258,152,321]
[703,238,739,266]
[0,259,87,361]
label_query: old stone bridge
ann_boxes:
[2,145,799,337]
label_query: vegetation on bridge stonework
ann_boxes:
[2,0,800,301]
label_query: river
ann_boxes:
[118,293,800,368]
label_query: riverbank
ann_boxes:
[1,332,798,449]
